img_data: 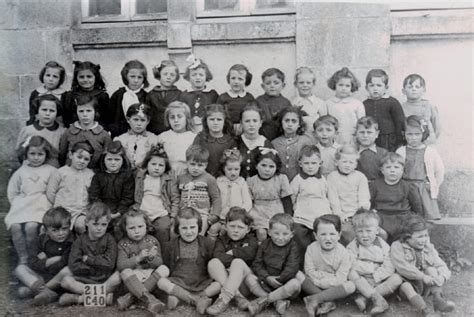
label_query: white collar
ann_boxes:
[358,144,378,154]
[227,90,247,98]
[368,93,390,100]
[241,134,266,149]
[36,86,66,95]
[74,121,99,130]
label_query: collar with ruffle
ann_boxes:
[36,86,66,95]
[227,90,247,98]
[70,121,103,135]
[199,132,234,144]
[33,121,60,131]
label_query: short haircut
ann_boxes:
[356,116,379,131]
[399,215,429,242]
[70,140,94,156]
[269,213,294,231]
[366,69,389,86]
[32,94,63,117]
[39,61,66,87]
[43,207,71,229]
[261,67,285,83]
[294,66,316,86]
[125,103,153,120]
[352,208,380,229]
[380,152,405,168]
[227,64,253,86]
[335,144,359,161]
[277,106,307,136]
[240,101,264,121]
[118,208,152,241]
[403,73,426,88]
[226,207,252,227]
[298,145,322,178]
[98,140,131,172]
[327,67,360,92]
[186,144,210,163]
[313,214,341,233]
[164,101,193,131]
[255,147,282,173]
[21,135,55,162]
[313,115,339,131]
[406,115,430,142]
[140,144,171,172]
[183,59,213,82]
[152,60,180,82]
[75,94,99,121]
[174,207,202,234]
[121,60,150,88]
[86,201,112,222]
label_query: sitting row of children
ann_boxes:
[14,203,455,316]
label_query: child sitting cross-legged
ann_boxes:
[59,202,121,306]
[391,215,455,314]
[14,207,74,306]
[302,214,355,317]
[347,209,403,315]
[246,213,304,316]
[206,207,258,315]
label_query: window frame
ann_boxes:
[81,0,167,23]
[196,0,295,18]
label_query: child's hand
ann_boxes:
[432,275,445,286]
[226,250,233,255]
[422,274,434,285]
[266,276,282,288]
[138,249,149,262]
[207,214,220,225]
[111,212,121,220]
[37,252,47,260]
[82,255,88,263]
[45,256,62,267]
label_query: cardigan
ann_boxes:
[161,236,215,273]
[363,96,405,139]
[213,233,259,268]
[108,87,148,138]
[116,235,163,272]
[146,85,182,135]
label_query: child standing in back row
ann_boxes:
[313,115,340,177]
[363,69,405,152]
[326,67,365,145]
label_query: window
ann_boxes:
[197,0,295,17]
[82,0,167,22]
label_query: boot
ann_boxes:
[17,286,33,299]
[206,296,230,315]
[59,293,80,306]
[117,292,135,310]
[248,295,269,316]
[354,295,367,312]
[33,288,58,306]
[274,299,290,315]
[195,295,213,315]
[167,295,179,310]
[303,294,320,317]
[433,294,455,312]
[140,291,166,314]
[318,301,337,314]
[234,292,250,310]
[370,292,389,315]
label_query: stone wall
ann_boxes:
[1,0,472,216]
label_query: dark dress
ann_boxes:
[62,89,110,128]
[146,85,182,135]
[216,92,255,124]
[193,132,237,177]
[108,87,148,138]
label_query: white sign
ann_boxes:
[84,284,107,307]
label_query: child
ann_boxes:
[246,214,303,316]
[327,144,370,245]
[256,67,292,141]
[401,74,441,144]
[247,147,293,242]
[326,67,365,145]
[370,152,422,242]
[193,104,237,177]
[178,55,218,133]
[116,210,169,313]
[13,207,73,305]
[16,94,66,167]
[291,66,327,132]
[391,215,455,314]
[88,141,135,237]
[62,61,109,128]
[59,202,120,306]
[157,208,220,314]
[47,141,95,234]
[177,145,221,236]
[236,102,273,178]
[396,115,444,221]
[216,64,255,133]
[108,60,149,138]
[114,103,158,169]
[355,116,388,182]
[313,115,340,177]
[302,214,355,317]
[210,149,252,238]
[363,69,405,151]
[58,94,112,169]
[206,207,258,314]
[146,60,181,135]
[6,136,56,264]
[156,101,196,176]
[271,106,314,181]
[290,145,331,257]
[134,145,180,244]
[347,209,403,315]
[27,61,67,125]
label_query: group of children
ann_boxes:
[6,55,451,315]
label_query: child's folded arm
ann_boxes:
[212,239,233,267]
[46,170,61,203]
[252,244,270,281]
[327,175,342,215]
[232,236,259,264]
[390,241,425,281]
[277,242,300,284]
[85,236,118,270]
[358,175,371,210]
[208,176,222,216]
[118,171,135,214]
[116,243,139,271]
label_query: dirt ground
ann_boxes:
[1,208,473,317]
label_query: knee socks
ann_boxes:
[124,275,146,298]
[376,274,403,297]
[267,279,301,303]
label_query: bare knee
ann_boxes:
[343,281,356,294]
[24,222,39,235]
[286,279,301,294]
[120,269,133,280]
[156,265,169,277]
[10,224,22,236]
[208,258,224,271]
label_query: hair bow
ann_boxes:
[136,104,146,117]
[418,119,428,133]
[186,54,201,69]
[151,143,166,155]
[259,147,278,155]
[223,148,241,159]
[22,136,33,149]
